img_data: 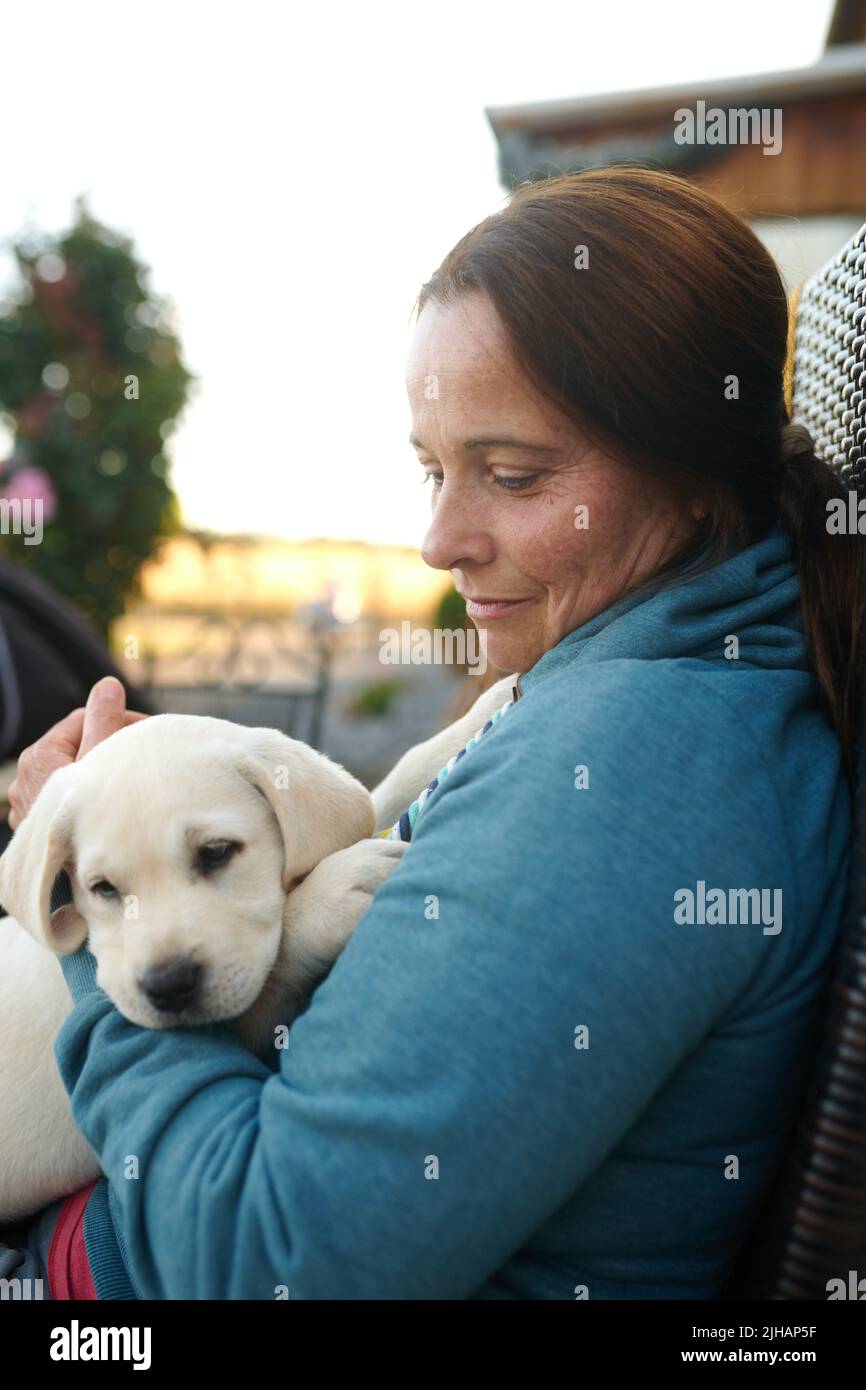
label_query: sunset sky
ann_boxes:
[0,0,835,547]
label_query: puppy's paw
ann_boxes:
[328,835,408,895]
[281,837,408,987]
[305,837,408,933]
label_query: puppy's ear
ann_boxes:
[0,764,88,953]
[236,729,374,888]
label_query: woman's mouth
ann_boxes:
[463,596,531,621]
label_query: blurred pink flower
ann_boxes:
[1,466,58,523]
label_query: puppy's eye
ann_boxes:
[90,879,119,899]
[196,841,242,873]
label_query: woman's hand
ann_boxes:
[6,676,148,830]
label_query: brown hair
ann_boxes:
[416,166,866,787]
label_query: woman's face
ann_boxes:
[407,291,701,675]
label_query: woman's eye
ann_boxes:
[493,473,539,491]
[90,879,118,899]
[421,471,539,491]
[197,841,241,871]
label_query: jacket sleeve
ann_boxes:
[53,675,789,1299]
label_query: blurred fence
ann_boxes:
[137,614,332,748]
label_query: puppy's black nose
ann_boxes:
[139,958,202,1013]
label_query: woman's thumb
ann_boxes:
[77,676,128,759]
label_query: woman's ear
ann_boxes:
[234,729,375,889]
[0,763,88,953]
[689,497,710,522]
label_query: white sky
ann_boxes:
[0,0,835,546]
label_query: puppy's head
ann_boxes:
[0,714,373,1028]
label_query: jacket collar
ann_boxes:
[518,522,805,693]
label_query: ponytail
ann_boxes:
[777,421,866,790]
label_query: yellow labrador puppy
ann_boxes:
[0,675,515,1223]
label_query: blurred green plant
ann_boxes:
[346,678,406,719]
[0,195,194,635]
[432,584,472,674]
[433,584,467,633]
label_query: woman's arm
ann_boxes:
[53,665,796,1299]
[370,672,515,830]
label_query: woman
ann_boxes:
[3,167,864,1300]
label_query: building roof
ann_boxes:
[486,42,866,138]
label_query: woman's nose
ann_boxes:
[420,482,492,572]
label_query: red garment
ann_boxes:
[47,1179,99,1299]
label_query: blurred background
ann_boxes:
[0,0,863,817]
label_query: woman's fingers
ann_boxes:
[6,680,150,829]
[7,707,87,829]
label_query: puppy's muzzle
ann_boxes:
[139,957,203,1014]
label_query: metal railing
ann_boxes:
[137,614,333,749]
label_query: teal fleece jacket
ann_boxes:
[50,520,851,1299]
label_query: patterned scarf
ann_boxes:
[375,689,517,842]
